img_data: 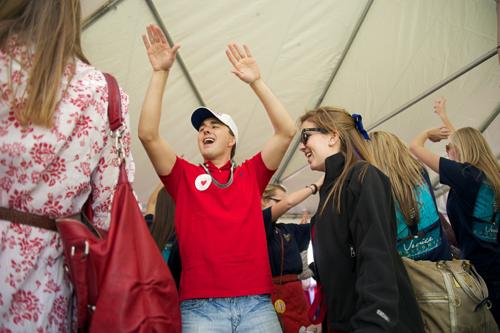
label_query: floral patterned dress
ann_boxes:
[0,39,134,332]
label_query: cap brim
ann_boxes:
[191,107,216,131]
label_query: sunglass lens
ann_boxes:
[301,131,309,145]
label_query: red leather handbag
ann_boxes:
[57,73,181,332]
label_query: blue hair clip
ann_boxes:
[351,114,370,141]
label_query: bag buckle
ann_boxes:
[112,127,126,163]
[70,240,89,257]
[475,298,493,311]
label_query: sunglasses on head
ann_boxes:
[300,128,328,145]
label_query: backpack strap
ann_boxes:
[397,169,441,242]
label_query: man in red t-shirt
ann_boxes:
[139,24,296,333]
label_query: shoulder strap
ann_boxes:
[421,168,439,212]
[83,73,125,220]
[396,169,441,242]
[103,73,123,131]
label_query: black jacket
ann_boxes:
[311,153,424,333]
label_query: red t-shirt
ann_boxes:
[160,153,275,300]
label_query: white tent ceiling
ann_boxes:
[81,0,499,215]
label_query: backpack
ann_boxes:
[395,182,442,259]
[471,183,499,245]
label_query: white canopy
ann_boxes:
[81,0,500,215]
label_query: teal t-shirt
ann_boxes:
[395,180,451,261]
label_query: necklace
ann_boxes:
[200,161,236,188]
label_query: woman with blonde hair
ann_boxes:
[369,131,452,261]
[299,106,423,332]
[0,1,133,331]
[410,99,500,325]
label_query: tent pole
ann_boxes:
[82,0,206,106]
[82,0,126,30]
[479,103,500,133]
[281,48,498,184]
[271,0,374,183]
[367,47,498,131]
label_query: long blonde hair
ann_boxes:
[299,106,373,213]
[450,127,500,208]
[370,131,425,225]
[0,0,89,127]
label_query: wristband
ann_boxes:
[308,184,318,195]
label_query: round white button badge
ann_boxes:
[195,174,212,191]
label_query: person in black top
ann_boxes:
[261,180,322,333]
[298,106,424,333]
[410,97,500,325]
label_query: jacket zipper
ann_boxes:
[416,295,449,303]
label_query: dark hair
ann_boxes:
[149,188,176,250]
[227,127,236,159]
[230,144,236,159]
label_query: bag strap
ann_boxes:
[83,73,126,220]
[421,169,437,207]
[103,73,123,131]
[103,72,128,181]
[277,230,285,284]
[69,73,125,330]
[445,260,490,306]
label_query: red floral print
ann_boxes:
[30,143,56,165]
[8,290,42,324]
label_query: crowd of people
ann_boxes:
[0,1,499,332]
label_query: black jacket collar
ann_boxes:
[324,153,345,185]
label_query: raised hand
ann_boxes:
[142,24,180,72]
[427,126,451,143]
[299,210,310,224]
[432,96,455,132]
[225,43,260,84]
[433,97,447,118]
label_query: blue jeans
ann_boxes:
[181,294,282,333]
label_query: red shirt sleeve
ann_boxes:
[158,156,186,202]
[244,152,276,194]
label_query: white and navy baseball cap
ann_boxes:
[191,107,239,144]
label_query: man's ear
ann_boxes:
[228,135,236,148]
